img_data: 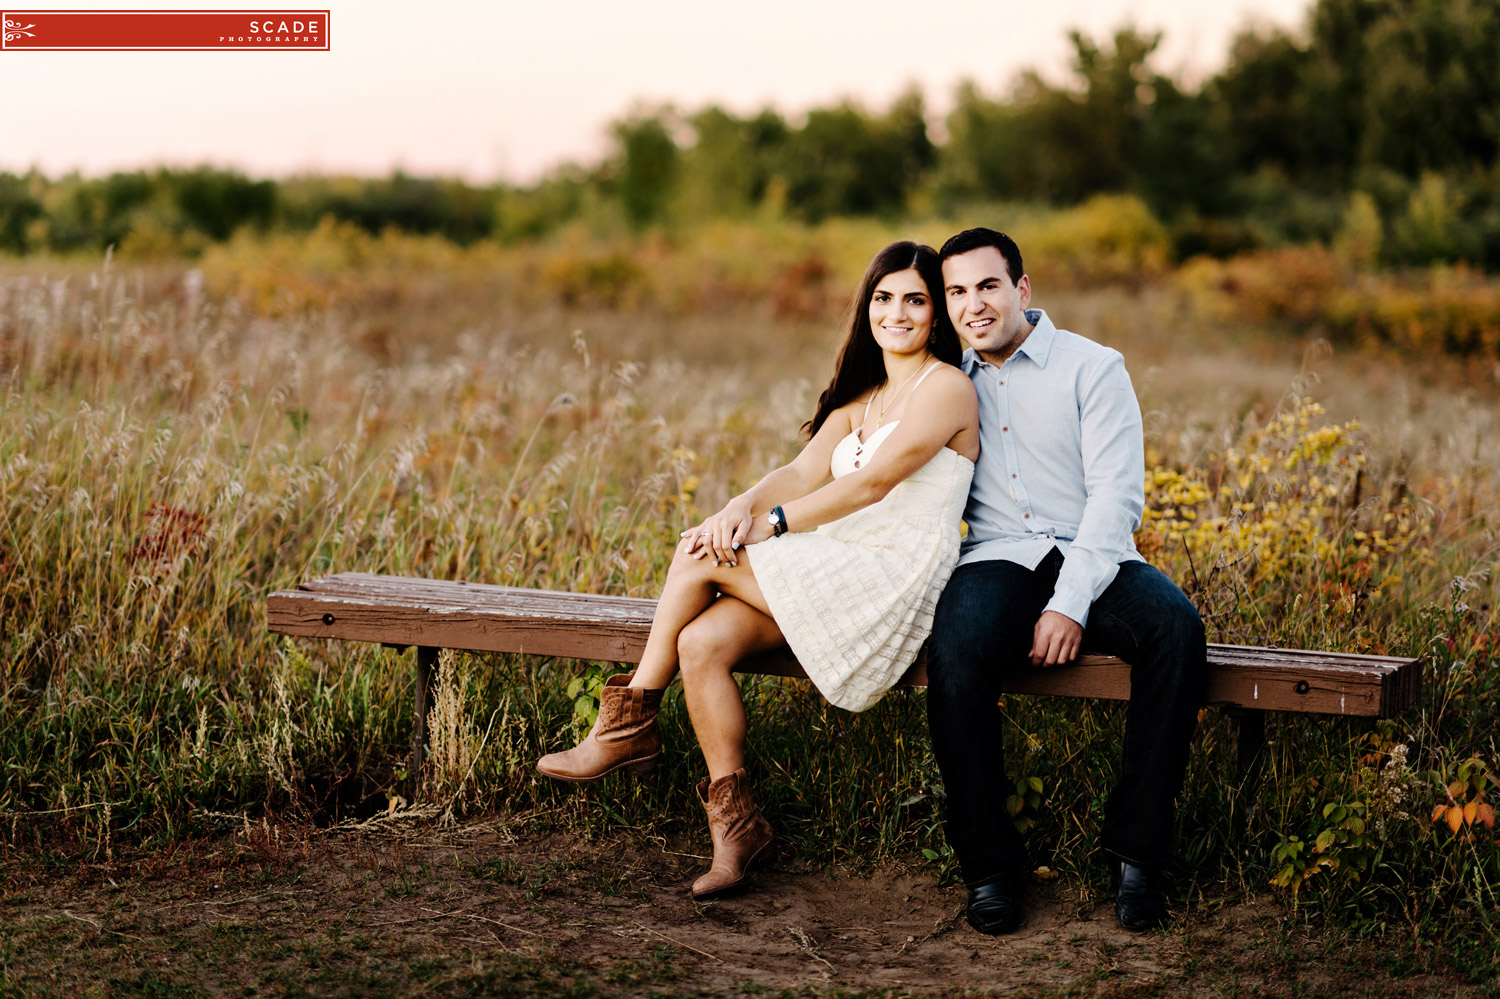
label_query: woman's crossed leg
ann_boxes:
[633,538,785,778]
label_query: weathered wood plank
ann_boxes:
[269,589,653,661]
[267,574,1421,718]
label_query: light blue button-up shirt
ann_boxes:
[959,308,1145,627]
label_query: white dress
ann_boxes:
[745,388,975,712]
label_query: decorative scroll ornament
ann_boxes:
[4,19,38,40]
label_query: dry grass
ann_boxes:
[1,234,1498,966]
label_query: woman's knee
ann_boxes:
[677,617,739,681]
[667,544,705,581]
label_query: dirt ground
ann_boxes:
[0,819,1481,998]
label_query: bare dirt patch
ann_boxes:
[0,822,1476,998]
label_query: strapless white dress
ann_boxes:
[745,421,974,711]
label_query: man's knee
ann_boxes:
[927,567,1033,701]
[927,613,995,701]
[927,608,981,668]
[1115,564,1206,650]
[1118,570,1208,702]
[924,649,990,707]
[927,619,1024,707]
[1152,584,1206,658]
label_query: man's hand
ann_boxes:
[1030,611,1083,666]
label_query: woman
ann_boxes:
[537,241,979,897]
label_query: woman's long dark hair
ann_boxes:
[803,241,962,438]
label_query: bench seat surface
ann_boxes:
[267,573,1421,718]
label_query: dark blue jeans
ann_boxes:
[926,550,1206,885]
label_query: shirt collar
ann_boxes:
[960,308,1057,372]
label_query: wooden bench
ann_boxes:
[266,572,1423,788]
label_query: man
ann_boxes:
[928,228,1206,934]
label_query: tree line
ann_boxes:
[3,0,1498,268]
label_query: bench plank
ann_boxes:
[267,572,1420,718]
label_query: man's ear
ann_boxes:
[1016,273,1031,310]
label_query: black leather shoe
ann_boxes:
[965,873,1025,935]
[1113,861,1169,931]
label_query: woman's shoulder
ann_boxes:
[916,362,978,399]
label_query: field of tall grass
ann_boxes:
[3,219,1498,974]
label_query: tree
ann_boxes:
[939,28,1169,205]
[675,105,790,219]
[0,173,43,253]
[1358,0,1500,176]
[610,109,681,229]
[775,92,933,221]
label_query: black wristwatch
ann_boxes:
[768,506,788,537]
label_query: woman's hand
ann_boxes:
[740,513,774,547]
[681,496,754,565]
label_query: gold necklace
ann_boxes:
[873,356,933,429]
[853,355,934,468]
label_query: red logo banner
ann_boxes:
[1,10,329,50]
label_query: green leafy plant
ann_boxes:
[1006,775,1046,836]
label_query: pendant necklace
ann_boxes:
[853,356,932,468]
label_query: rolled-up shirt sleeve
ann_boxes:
[1043,352,1145,627]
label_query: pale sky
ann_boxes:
[1,0,1310,183]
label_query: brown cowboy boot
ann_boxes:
[690,768,774,898]
[536,672,663,782]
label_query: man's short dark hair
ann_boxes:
[940,228,1024,285]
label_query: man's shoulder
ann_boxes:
[1049,325,1123,366]
[1026,309,1124,373]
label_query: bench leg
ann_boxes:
[1231,707,1267,832]
[410,646,439,782]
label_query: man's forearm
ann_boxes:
[1047,351,1146,626]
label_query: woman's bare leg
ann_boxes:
[538,544,777,784]
[629,540,775,690]
[676,595,784,780]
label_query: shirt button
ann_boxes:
[998,381,1004,386]
[1002,426,1008,432]
[1011,474,1017,478]
[1024,513,1030,519]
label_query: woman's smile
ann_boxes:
[869,267,934,354]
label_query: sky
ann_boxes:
[0,0,1311,184]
